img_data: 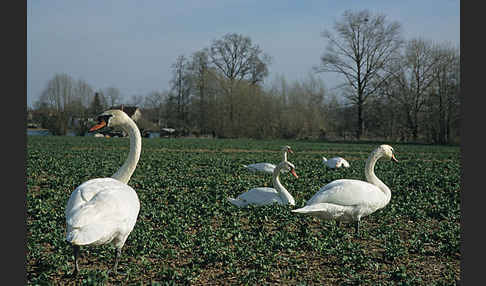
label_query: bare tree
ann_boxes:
[386,38,438,141]
[143,90,168,128]
[426,44,460,144]
[188,50,213,135]
[208,33,271,130]
[315,9,403,139]
[38,73,76,112]
[170,55,192,128]
[103,86,123,107]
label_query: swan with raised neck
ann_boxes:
[292,144,398,235]
[65,109,142,275]
[229,160,298,207]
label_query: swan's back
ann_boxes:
[229,187,283,207]
[65,178,140,246]
[245,163,276,173]
[305,179,387,208]
[324,157,349,168]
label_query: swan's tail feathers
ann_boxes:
[227,197,248,208]
[291,203,347,220]
[66,224,107,245]
[293,203,336,212]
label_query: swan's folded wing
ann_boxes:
[236,187,280,205]
[66,183,139,245]
[306,179,384,206]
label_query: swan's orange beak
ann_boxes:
[290,169,298,178]
[288,148,294,154]
[391,154,398,163]
[89,121,107,132]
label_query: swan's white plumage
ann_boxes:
[244,145,293,174]
[228,187,282,207]
[322,157,350,168]
[242,162,276,174]
[65,178,140,247]
[292,179,387,222]
[305,179,387,208]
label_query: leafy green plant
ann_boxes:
[26,136,461,285]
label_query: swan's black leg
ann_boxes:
[71,245,80,277]
[112,247,122,275]
[336,221,341,228]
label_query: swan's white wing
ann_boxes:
[305,179,385,207]
[332,157,350,168]
[234,187,282,206]
[66,178,140,245]
[341,159,350,168]
[244,163,276,174]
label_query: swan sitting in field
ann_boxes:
[243,145,293,174]
[322,156,350,169]
[65,109,141,276]
[292,145,398,235]
[229,160,298,207]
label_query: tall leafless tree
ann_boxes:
[208,33,271,131]
[315,9,403,139]
[170,55,192,127]
[386,38,438,141]
[103,86,123,107]
[427,44,460,144]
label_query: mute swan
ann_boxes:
[243,145,293,174]
[229,160,298,207]
[292,145,398,235]
[65,109,142,276]
[322,156,350,169]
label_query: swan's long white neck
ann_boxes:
[364,149,391,205]
[273,163,295,205]
[282,151,288,161]
[111,118,142,184]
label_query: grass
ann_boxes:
[26,136,461,285]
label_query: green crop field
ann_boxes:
[26,136,461,285]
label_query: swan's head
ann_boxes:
[279,161,298,178]
[89,109,131,132]
[281,145,293,154]
[377,144,398,162]
[322,156,327,162]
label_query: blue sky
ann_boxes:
[27,0,459,107]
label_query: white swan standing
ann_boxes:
[65,109,142,276]
[292,145,398,235]
[229,160,298,207]
[243,145,293,174]
[322,156,350,169]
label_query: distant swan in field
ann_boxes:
[229,160,298,207]
[65,109,142,276]
[322,156,350,169]
[292,145,398,235]
[243,145,293,174]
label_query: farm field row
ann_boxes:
[26,136,461,285]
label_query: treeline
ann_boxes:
[29,9,460,144]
